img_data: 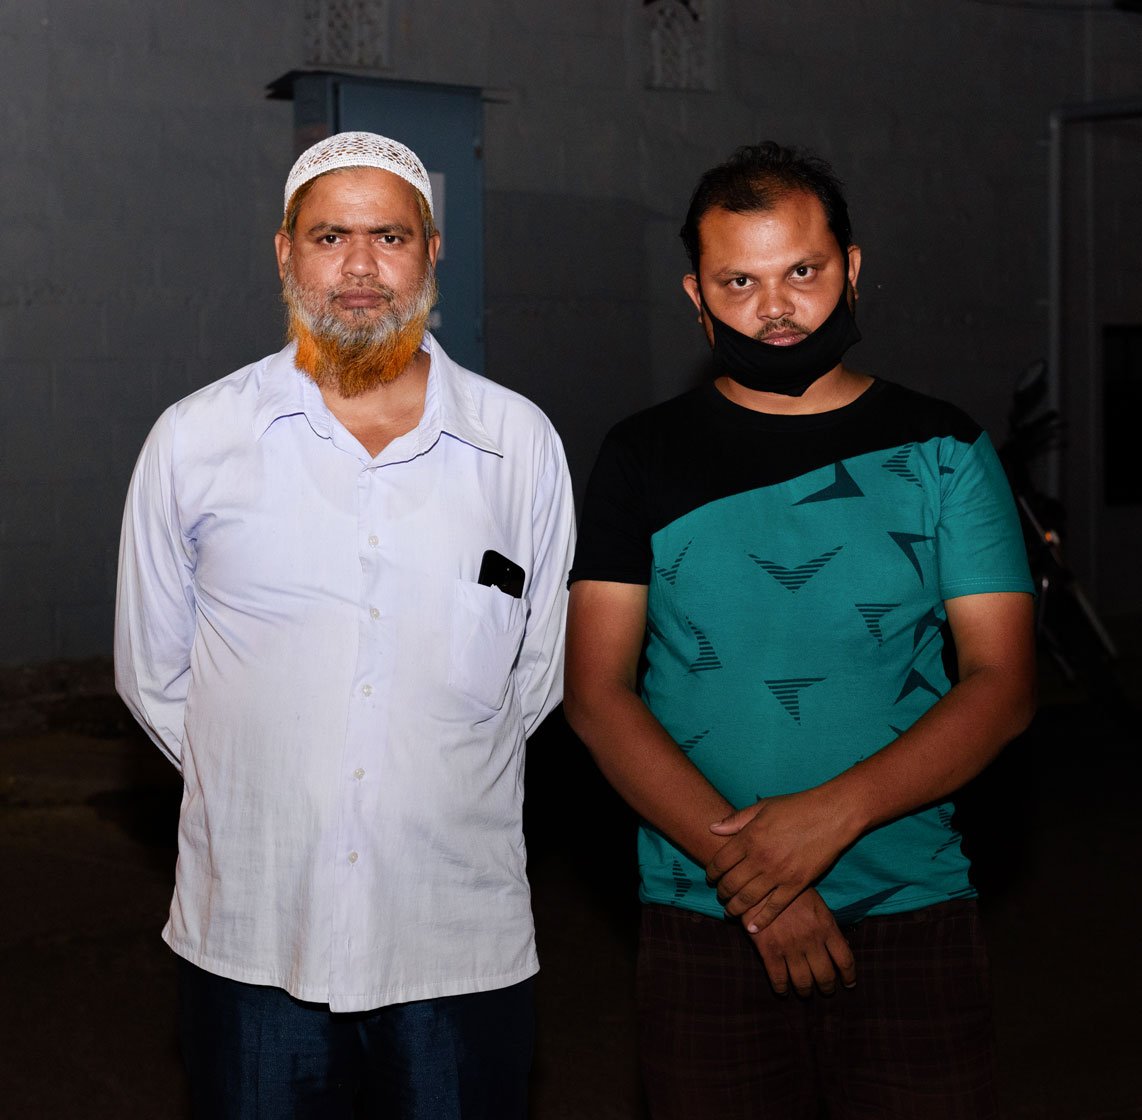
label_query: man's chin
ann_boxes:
[289,314,427,397]
[332,303,391,325]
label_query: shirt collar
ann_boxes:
[251,336,502,458]
[251,343,331,441]
[420,333,502,457]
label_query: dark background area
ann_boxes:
[2,1,1141,1115]
[1,0,1141,663]
[1,644,1140,1117]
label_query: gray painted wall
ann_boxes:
[2,1,1140,664]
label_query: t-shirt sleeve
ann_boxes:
[568,424,654,585]
[936,431,1034,600]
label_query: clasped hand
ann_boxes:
[705,787,856,935]
[748,887,855,996]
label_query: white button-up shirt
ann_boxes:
[115,336,575,1012]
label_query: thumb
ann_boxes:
[709,801,763,835]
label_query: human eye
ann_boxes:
[726,275,752,289]
[791,264,816,280]
[318,233,342,245]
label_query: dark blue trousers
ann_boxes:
[177,958,534,1119]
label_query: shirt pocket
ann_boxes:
[448,579,528,711]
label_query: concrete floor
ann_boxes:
[1,647,1140,1118]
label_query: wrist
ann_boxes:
[817,769,875,846]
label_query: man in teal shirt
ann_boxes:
[566,141,1035,1119]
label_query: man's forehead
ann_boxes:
[702,191,828,231]
[697,194,840,260]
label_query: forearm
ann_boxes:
[823,659,1036,840]
[708,592,1037,930]
[517,437,577,734]
[114,562,191,770]
[564,680,734,866]
[114,410,196,770]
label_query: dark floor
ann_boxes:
[1,636,1141,1118]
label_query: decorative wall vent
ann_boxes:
[303,0,391,70]
[643,0,715,91]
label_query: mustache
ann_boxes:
[332,281,397,301]
[754,318,812,339]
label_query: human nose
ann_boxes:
[342,241,378,278]
[757,281,794,321]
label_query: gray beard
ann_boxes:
[281,264,437,349]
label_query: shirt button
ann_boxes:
[348,851,359,864]
[367,534,379,547]
[361,684,373,697]
[369,607,380,621]
[353,768,365,780]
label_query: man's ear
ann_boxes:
[274,231,292,282]
[846,244,862,293]
[427,231,441,268]
[682,273,703,317]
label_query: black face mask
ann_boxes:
[702,284,861,397]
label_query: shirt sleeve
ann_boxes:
[114,405,197,770]
[936,431,1034,600]
[514,423,577,736]
[568,423,654,586]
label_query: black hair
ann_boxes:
[679,141,853,270]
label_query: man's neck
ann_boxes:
[319,348,432,458]
[714,364,873,416]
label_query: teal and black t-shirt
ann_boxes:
[570,379,1033,923]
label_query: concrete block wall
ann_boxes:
[386,0,1142,608]
[1,0,1140,664]
[0,2,299,662]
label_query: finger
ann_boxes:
[786,954,814,999]
[740,896,775,931]
[826,931,857,989]
[704,838,748,881]
[720,878,774,917]
[803,944,837,997]
[708,852,751,895]
[753,941,791,996]
[743,888,797,934]
[721,881,776,917]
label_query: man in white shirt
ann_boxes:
[115,131,576,1119]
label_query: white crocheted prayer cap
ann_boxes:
[283,131,434,217]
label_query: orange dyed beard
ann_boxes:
[282,263,438,398]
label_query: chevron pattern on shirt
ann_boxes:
[883,444,922,487]
[794,460,865,504]
[655,539,692,586]
[749,545,844,593]
[895,668,942,704]
[855,602,900,643]
[765,677,825,723]
[671,859,692,900]
[685,617,722,673]
[679,729,710,755]
[888,531,934,585]
[912,606,944,649]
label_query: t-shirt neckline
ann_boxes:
[703,376,888,431]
